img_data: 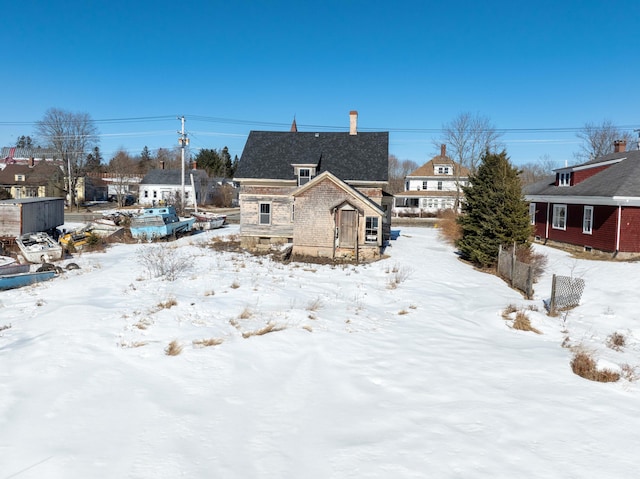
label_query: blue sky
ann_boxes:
[2,0,639,167]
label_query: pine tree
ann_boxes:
[139,146,153,174]
[457,150,532,267]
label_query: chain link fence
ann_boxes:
[549,274,585,312]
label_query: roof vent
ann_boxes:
[315,133,320,138]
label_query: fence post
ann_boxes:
[550,274,557,312]
[511,242,516,286]
[526,264,533,299]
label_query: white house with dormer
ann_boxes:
[394,144,470,215]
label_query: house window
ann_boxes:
[298,168,311,186]
[529,203,536,225]
[583,206,593,234]
[14,174,25,182]
[559,172,571,186]
[144,190,148,198]
[153,191,157,198]
[552,204,567,230]
[437,181,443,191]
[259,202,271,225]
[365,217,379,243]
[422,181,428,190]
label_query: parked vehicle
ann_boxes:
[129,205,196,240]
[16,232,63,263]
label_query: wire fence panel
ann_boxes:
[550,274,585,311]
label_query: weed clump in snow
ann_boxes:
[570,349,620,383]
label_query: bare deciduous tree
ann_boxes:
[388,154,419,194]
[519,154,559,186]
[108,149,137,206]
[575,120,634,162]
[35,108,99,209]
[438,112,503,174]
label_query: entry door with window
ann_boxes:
[339,209,357,248]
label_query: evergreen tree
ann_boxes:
[194,148,223,176]
[457,150,532,268]
[85,146,104,173]
[138,146,153,174]
[221,146,232,177]
[16,135,34,148]
[231,155,239,177]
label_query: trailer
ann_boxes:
[0,197,65,239]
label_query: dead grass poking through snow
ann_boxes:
[193,338,224,348]
[120,341,147,348]
[231,280,240,289]
[165,340,184,356]
[157,298,177,310]
[239,307,253,319]
[306,297,323,312]
[512,310,542,334]
[606,332,626,351]
[242,321,286,338]
[570,349,620,383]
[501,304,518,320]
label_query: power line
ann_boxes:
[1,114,638,134]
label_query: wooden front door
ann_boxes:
[339,210,357,248]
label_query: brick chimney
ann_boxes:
[192,161,197,170]
[349,110,358,135]
[614,140,627,153]
[160,160,165,170]
[29,157,35,167]
[440,144,446,157]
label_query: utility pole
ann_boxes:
[178,116,189,212]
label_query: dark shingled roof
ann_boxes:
[235,131,389,182]
[140,169,208,185]
[524,150,640,198]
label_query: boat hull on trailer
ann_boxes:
[16,232,63,263]
[192,212,226,231]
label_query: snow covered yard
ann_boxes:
[1,226,639,478]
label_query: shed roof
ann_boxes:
[140,169,209,185]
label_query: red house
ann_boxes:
[524,141,640,258]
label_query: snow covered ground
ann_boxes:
[1,226,639,478]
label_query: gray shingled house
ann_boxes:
[524,140,640,257]
[234,111,393,262]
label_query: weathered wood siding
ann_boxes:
[0,198,65,238]
[239,185,296,245]
[292,178,383,260]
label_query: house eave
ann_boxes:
[526,194,640,207]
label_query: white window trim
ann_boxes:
[365,216,379,243]
[529,202,536,226]
[298,168,311,186]
[552,204,567,230]
[583,205,593,234]
[259,202,271,225]
[559,172,571,187]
